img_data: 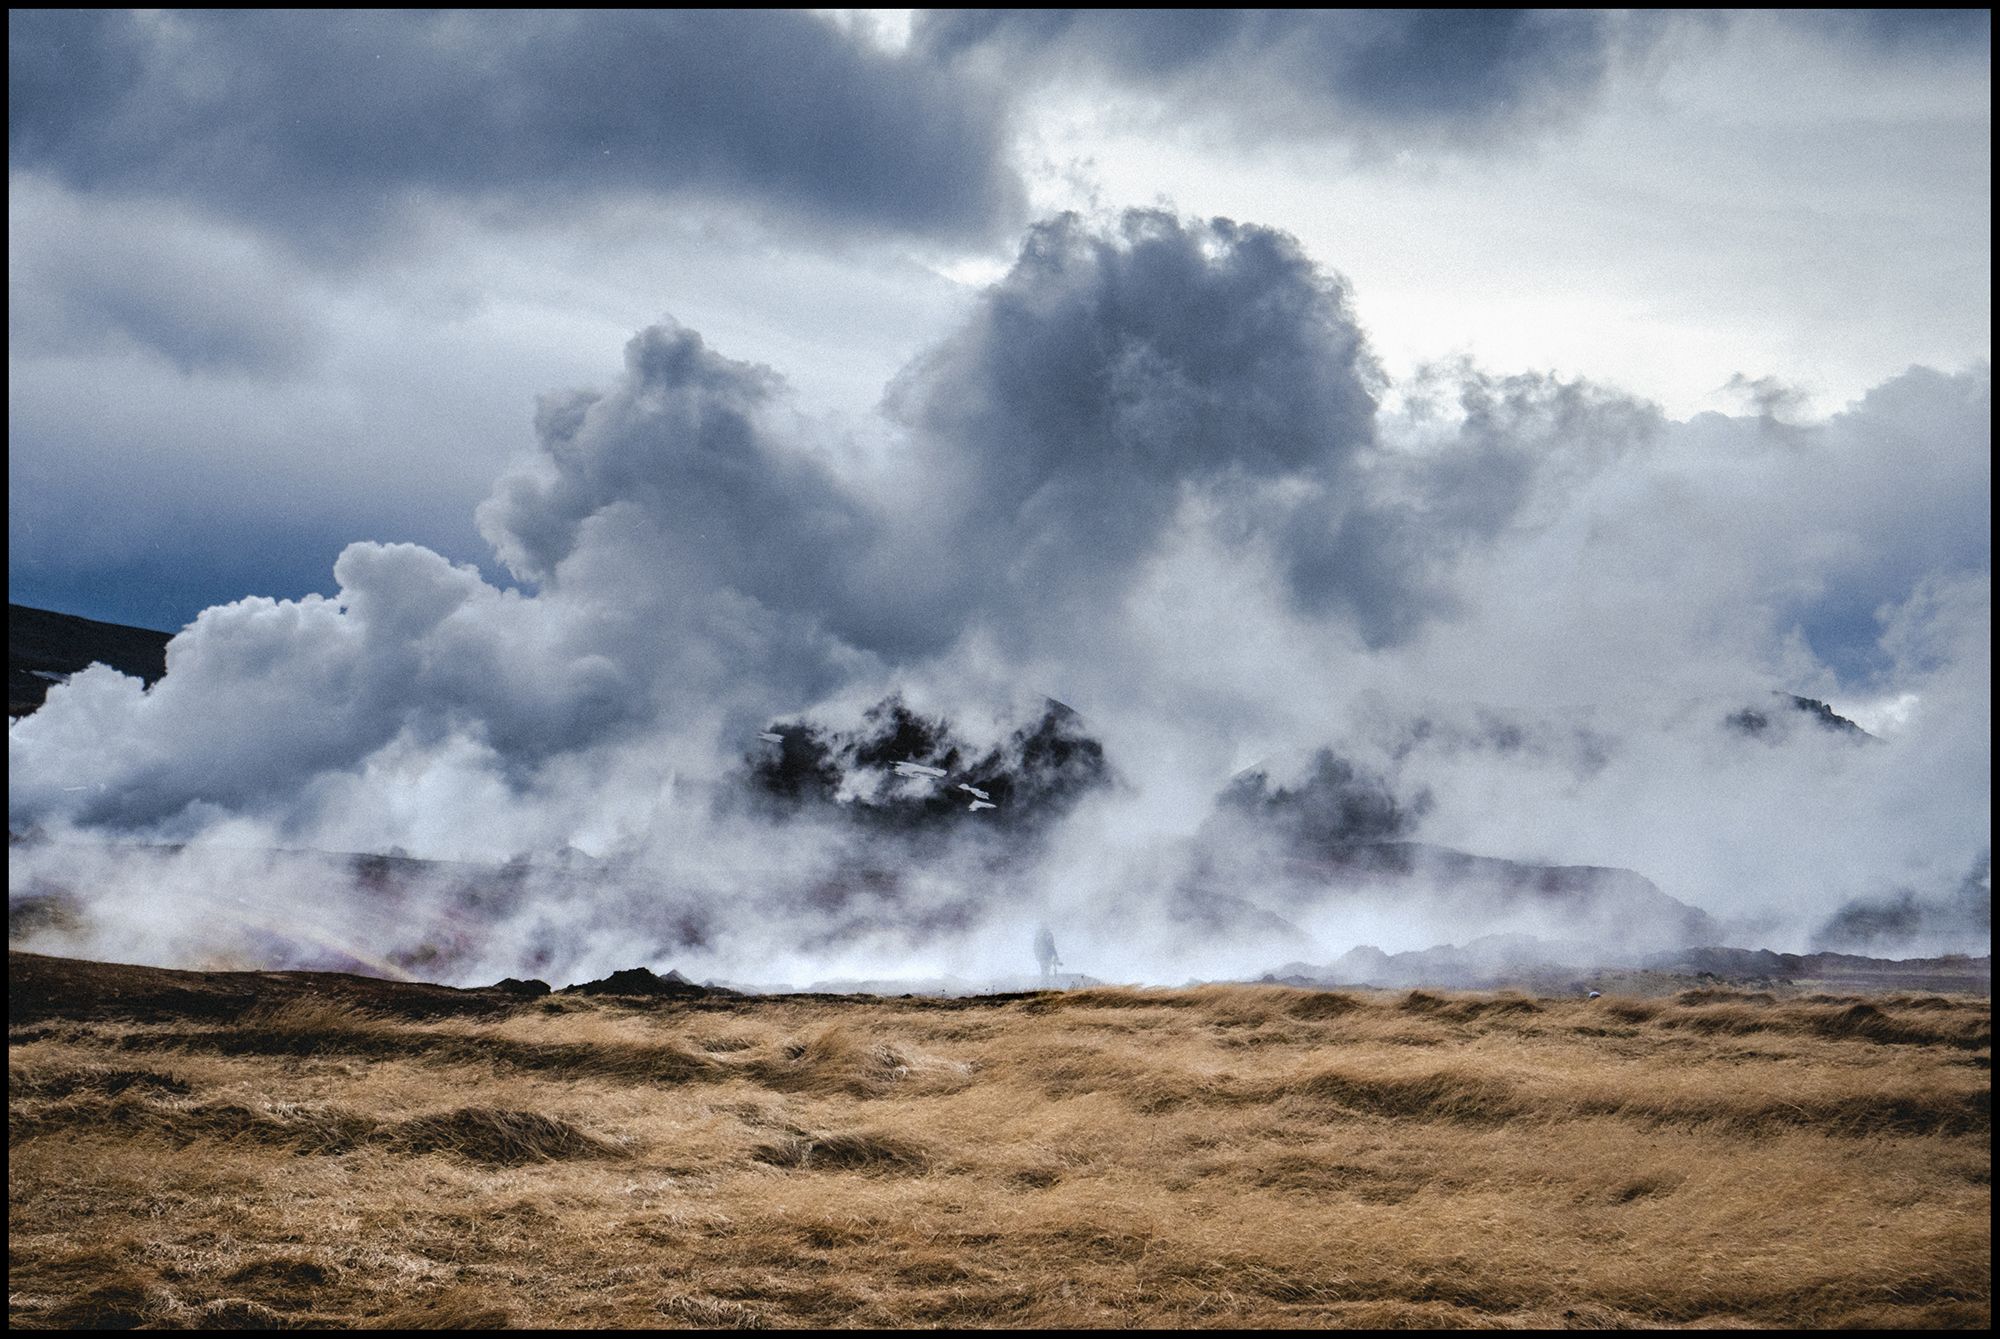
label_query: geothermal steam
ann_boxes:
[8,210,1991,984]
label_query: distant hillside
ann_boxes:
[1266,935,1991,995]
[1161,838,1720,972]
[8,604,173,717]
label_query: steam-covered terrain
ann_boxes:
[8,607,1987,993]
[7,213,1992,990]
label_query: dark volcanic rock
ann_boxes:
[562,966,732,999]
[742,695,1112,842]
[486,977,553,997]
[9,603,173,717]
[1725,691,1876,741]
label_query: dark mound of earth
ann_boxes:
[10,950,547,1026]
[562,966,735,999]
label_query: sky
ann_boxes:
[7,10,1992,984]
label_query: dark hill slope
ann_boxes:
[9,604,172,717]
[7,950,737,1026]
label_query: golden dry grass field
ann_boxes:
[7,954,1990,1329]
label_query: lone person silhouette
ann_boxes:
[1034,925,1062,984]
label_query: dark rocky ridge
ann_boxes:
[8,949,527,1025]
[5,950,741,1026]
[8,603,173,717]
[741,693,1112,843]
[1726,691,1876,740]
[562,966,735,999]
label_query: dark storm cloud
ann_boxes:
[476,211,1444,665]
[1771,366,1990,684]
[478,320,871,612]
[8,9,1020,249]
[870,209,1419,650]
[893,211,1381,496]
[1276,364,1665,647]
[914,9,1635,145]
[1401,365,1665,540]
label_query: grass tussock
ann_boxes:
[8,1062,191,1099]
[755,1023,922,1096]
[194,1296,291,1328]
[751,1128,932,1174]
[9,969,1989,1329]
[227,998,410,1054]
[1284,989,1365,1020]
[384,1107,627,1165]
[1653,998,1991,1049]
[363,1293,515,1329]
[12,1087,625,1164]
[1046,985,1201,1010]
[1676,988,1779,1005]
[1287,1065,1524,1123]
[10,1092,378,1153]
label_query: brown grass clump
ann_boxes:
[193,1296,290,1328]
[10,1092,380,1153]
[1600,998,1661,1023]
[385,1107,627,1165]
[364,1299,516,1329]
[1286,1065,1524,1123]
[8,961,1989,1329]
[8,1062,191,1099]
[1048,985,1200,1010]
[40,1280,160,1330]
[1652,997,1992,1050]
[753,1023,919,1097]
[1283,989,1365,1020]
[751,1128,932,1174]
[1676,988,1779,1005]
[224,998,410,1054]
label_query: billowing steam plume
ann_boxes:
[8,210,1991,985]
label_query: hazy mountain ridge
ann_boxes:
[1267,933,1991,996]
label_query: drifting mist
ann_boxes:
[8,211,1990,985]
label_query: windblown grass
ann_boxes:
[9,980,1989,1328]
